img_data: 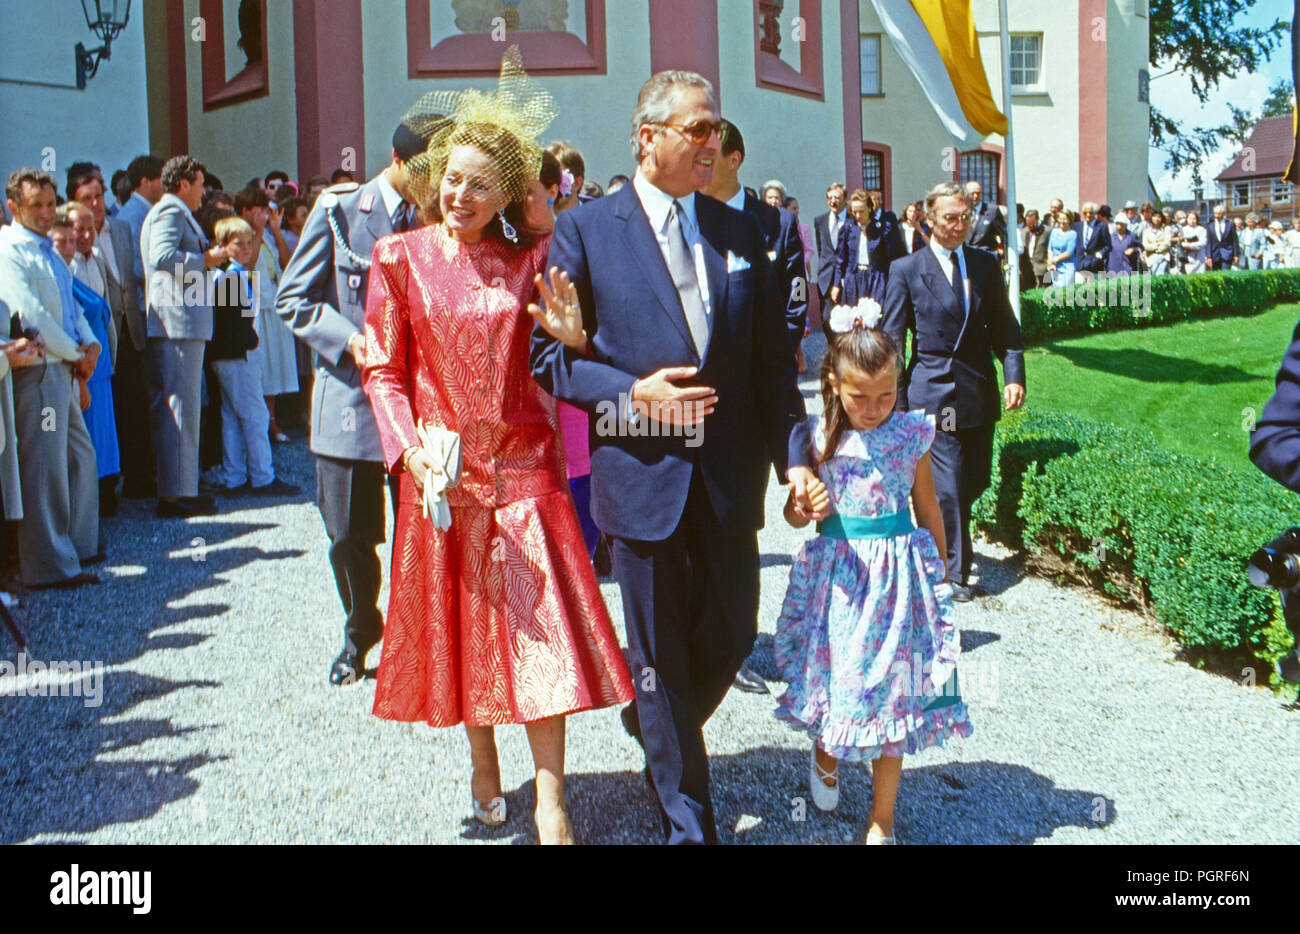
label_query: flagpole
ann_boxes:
[998,0,1021,321]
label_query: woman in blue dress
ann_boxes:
[1047,211,1078,287]
[830,188,894,308]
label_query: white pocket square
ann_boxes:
[726,251,751,273]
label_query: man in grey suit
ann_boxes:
[0,169,102,588]
[141,155,227,519]
[277,120,432,686]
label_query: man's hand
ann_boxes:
[527,266,588,353]
[630,366,716,426]
[77,376,91,411]
[204,245,227,268]
[75,343,100,379]
[348,333,368,368]
[1004,382,1025,410]
[1,337,42,368]
[787,465,831,521]
[267,205,284,232]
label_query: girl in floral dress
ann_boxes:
[775,311,971,845]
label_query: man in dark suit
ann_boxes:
[698,117,807,695]
[1073,201,1109,279]
[531,70,820,844]
[883,181,1025,602]
[964,180,1006,258]
[868,187,907,261]
[813,183,847,334]
[277,118,434,686]
[1019,208,1050,290]
[1206,204,1238,271]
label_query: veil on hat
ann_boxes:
[404,46,558,211]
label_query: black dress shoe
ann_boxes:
[732,664,769,694]
[157,498,218,518]
[122,479,157,499]
[949,582,986,603]
[250,478,301,497]
[329,652,364,686]
[30,571,100,590]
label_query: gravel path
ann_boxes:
[2,333,1296,845]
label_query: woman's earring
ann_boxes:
[546,198,555,207]
[498,209,518,243]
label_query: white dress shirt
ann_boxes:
[928,238,970,312]
[71,251,106,297]
[633,169,711,318]
[375,171,404,221]
[828,209,845,247]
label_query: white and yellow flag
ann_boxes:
[869,0,1008,148]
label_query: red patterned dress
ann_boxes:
[362,224,634,727]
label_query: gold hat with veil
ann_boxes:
[404,46,558,212]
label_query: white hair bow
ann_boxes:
[828,296,884,334]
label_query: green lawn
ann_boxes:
[1024,302,1300,463]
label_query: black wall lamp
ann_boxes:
[76,0,132,90]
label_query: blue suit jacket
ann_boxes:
[1074,219,1110,272]
[531,182,810,541]
[1206,219,1239,268]
[1251,318,1300,492]
[742,192,807,348]
[882,244,1025,429]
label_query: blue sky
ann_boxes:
[1149,0,1294,200]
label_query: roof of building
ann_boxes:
[1215,114,1297,182]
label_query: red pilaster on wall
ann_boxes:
[1078,0,1108,202]
[293,0,366,184]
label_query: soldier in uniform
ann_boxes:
[277,104,453,686]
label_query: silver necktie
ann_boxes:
[667,200,708,357]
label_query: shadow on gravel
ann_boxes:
[0,669,225,843]
[760,553,794,568]
[961,630,1000,653]
[483,750,1112,845]
[0,519,298,842]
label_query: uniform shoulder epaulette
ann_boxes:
[327,181,360,194]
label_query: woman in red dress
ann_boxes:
[361,63,633,844]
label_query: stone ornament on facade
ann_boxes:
[453,0,570,34]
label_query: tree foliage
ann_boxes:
[1150,0,1289,176]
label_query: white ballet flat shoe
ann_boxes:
[471,795,507,826]
[809,745,839,812]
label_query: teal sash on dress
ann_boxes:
[818,510,914,539]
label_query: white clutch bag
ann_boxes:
[415,420,462,531]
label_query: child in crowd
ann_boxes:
[205,217,297,496]
[775,309,971,845]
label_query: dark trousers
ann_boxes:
[927,424,995,584]
[611,468,760,845]
[113,336,155,495]
[315,454,387,660]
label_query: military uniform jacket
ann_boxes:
[276,178,391,462]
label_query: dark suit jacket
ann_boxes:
[1206,219,1239,268]
[965,200,1006,255]
[874,209,907,260]
[531,182,810,541]
[832,214,897,287]
[1250,318,1300,492]
[882,244,1025,429]
[741,192,808,347]
[1019,223,1050,289]
[1074,219,1110,272]
[813,210,845,295]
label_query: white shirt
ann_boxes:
[71,251,106,297]
[900,222,920,253]
[375,171,404,222]
[0,223,96,363]
[928,238,970,312]
[633,169,711,318]
[828,209,845,246]
[723,188,746,212]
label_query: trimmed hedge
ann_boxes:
[972,408,1296,673]
[1020,268,1300,344]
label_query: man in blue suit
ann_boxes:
[1073,201,1110,279]
[883,181,1025,601]
[813,183,847,335]
[531,70,821,844]
[1206,204,1238,270]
